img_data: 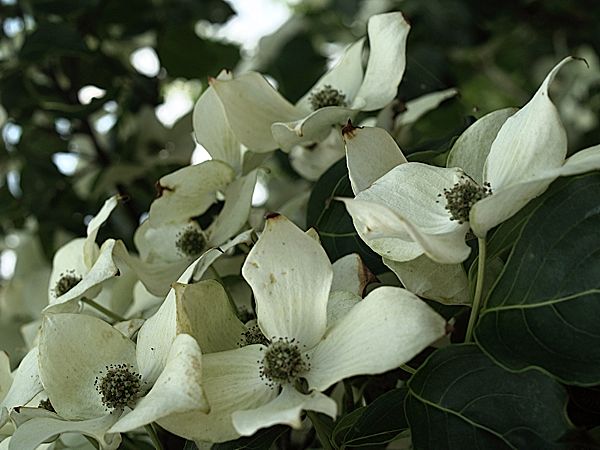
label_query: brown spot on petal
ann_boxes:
[269,273,276,284]
[155,181,174,198]
[392,99,408,115]
[116,193,130,203]
[358,258,377,297]
[573,56,589,68]
[342,119,361,139]
[265,212,281,220]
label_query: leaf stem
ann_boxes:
[465,237,486,342]
[400,363,416,375]
[81,297,125,322]
[145,423,164,450]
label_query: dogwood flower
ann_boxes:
[342,57,600,264]
[337,124,468,304]
[204,12,410,154]
[46,196,123,313]
[129,161,258,296]
[35,313,207,444]
[155,214,446,442]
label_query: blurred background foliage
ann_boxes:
[0,0,599,279]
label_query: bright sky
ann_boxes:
[218,0,295,51]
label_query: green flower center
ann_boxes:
[260,338,309,386]
[95,363,142,410]
[175,226,206,258]
[239,324,270,347]
[53,271,82,297]
[309,85,348,110]
[441,176,492,224]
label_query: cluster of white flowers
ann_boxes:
[1,10,599,450]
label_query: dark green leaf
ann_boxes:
[20,22,88,61]
[262,33,326,102]
[476,173,600,384]
[406,344,571,450]
[30,0,99,16]
[333,388,408,449]
[157,26,239,79]
[308,411,336,450]
[183,441,198,450]
[406,148,449,167]
[567,385,600,428]
[306,158,386,274]
[484,178,574,260]
[332,407,366,448]
[211,425,286,450]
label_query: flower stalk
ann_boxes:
[465,238,487,342]
[145,423,165,450]
[81,297,125,322]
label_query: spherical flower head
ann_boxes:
[309,85,348,110]
[175,226,206,258]
[53,270,82,297]
[259,338,310,386]
[95,363,142,411]
[441,175,492,224]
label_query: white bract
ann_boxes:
[338,124,469,304]
[46,196,121,311]
[202,12,409,154]
[0,352,12,438]
[157,215,446,442]
[342,57,600,265]
[129,161,258,296]
[35,312,207,444]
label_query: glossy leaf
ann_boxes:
[406,344,571,450]
[211,425,287,450]
[332,388,408,449]
[476,173,600,384]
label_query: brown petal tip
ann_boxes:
[342,119,362,139]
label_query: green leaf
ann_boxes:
[407,148,449,167]
[332,407,366,448]
[30,0,99,16]
[476,173,600,385]
[406,344,571,450]
[211,425,287,450]
[20,22,88,61]
[333,388,408,449]
[157,25,239,79]
[484,179,571,260]
[308,411,336,450]
[306,158,386,274]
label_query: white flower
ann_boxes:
[200,12,410,154]
[156,215,446,442]
[36,313,208,439]
[0,352,13,437]
[342,57,600,265]
[44,195,134,312]
[125,161,258,297]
